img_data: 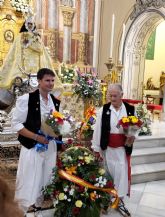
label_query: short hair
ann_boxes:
[37,68,55,80]
[108,83,123,94]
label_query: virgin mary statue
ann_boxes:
[0,15,63,94]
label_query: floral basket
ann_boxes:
[44,144,119,217]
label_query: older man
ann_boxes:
[92,83,135,216]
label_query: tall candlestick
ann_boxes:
[119,23,125,63]
[109,14,115,58]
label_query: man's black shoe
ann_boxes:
[117,199,131,217]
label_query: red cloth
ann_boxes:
[147,104,162,112]
[108,134,126,148]
[122,99,143,105]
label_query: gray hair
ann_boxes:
[108,83,123,94]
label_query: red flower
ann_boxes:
[77,185,85,193]
[90,174,96,181]
[53,190,60,197]
[72,207,80,215]
[67,138,73,144]
[106,181,114,188]
[57,159,63,168]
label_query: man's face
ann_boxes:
[38,74,55,92]
[107,89,123,107]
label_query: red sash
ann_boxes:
[108,134,126,148]
[108,133,131,196]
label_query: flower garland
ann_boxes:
[0,0,29,13]
[11,0,29,13]
[136,103,152,136]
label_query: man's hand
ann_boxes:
[125,136,135,146]
[94,152,103,161]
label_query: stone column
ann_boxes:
[93,0,102,68]
[60,5,75,63]
[77,0,88,65]
[47,0,59,61]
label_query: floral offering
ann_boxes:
[44,145,119,217]
[118,116,143,136]
[41,110,71,137]
[59,63,76,84]
[136,103,152,136]
[80,106,96,140]
[10,0,29,13]
[73,69,101,101]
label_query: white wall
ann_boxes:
[144,21,165,88]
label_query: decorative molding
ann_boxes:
[77,33,88,65]
[46,29,59,62]
[60,5,75,27]
[130,0,165,19]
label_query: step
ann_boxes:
[0,140,20,147]
[132,162,165,184]
[132,147,165,165]
[134,136,165,149]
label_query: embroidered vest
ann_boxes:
[18,89,60,149]
[100,102,135,151]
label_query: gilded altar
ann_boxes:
[0,0,24,67]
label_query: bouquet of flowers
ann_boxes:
[118,116,143,137]
[10,0,29,13]
[73,69,101,101]
[136,103,152,136]
[80,106,96,140]
[41,110,71,137]
[44,143,119,217]
[59,63,76,84]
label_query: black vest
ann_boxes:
[100,102,135,151]
[18,89,60,149]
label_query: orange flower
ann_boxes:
[65,166,77,175]
[52,111,64,119]
[90,192,97,201]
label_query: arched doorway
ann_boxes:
[122,5,165,100]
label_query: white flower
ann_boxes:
[142,127,147,132]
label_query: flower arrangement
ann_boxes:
[44,144,119,217]
[59,63,76,84]
[10,0,29,13]
[80,106,96,140]
[136,103,152,136]
[118,116,143,136]
[73,69,101,101]
[41,110,71,137]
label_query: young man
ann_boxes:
[92,83,135,216]
[11,68,61,216]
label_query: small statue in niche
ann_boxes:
[146,77,157,90]
[159,71,165,104]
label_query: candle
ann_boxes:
[119,23,126,63]
[109,14,115,58]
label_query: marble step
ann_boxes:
[132,147,165,165]
[134,136,165,149]
[132,162,165,184]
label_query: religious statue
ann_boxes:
[159,71,165,104]
[0,13,63,94]
[146,77,157,90]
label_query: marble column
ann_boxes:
[78,0,88,64]
[93,0,102,68]
[47,0,59,61]
[60,5,75,63]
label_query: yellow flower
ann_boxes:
[122,117,130,123]
[99,168,105,175]
[52,111,64,119]
[131,117,138,124]
[75,200,83,208]
[65,166,77,175]
[59,193,65,200]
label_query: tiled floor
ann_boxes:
[27,180,165,217]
